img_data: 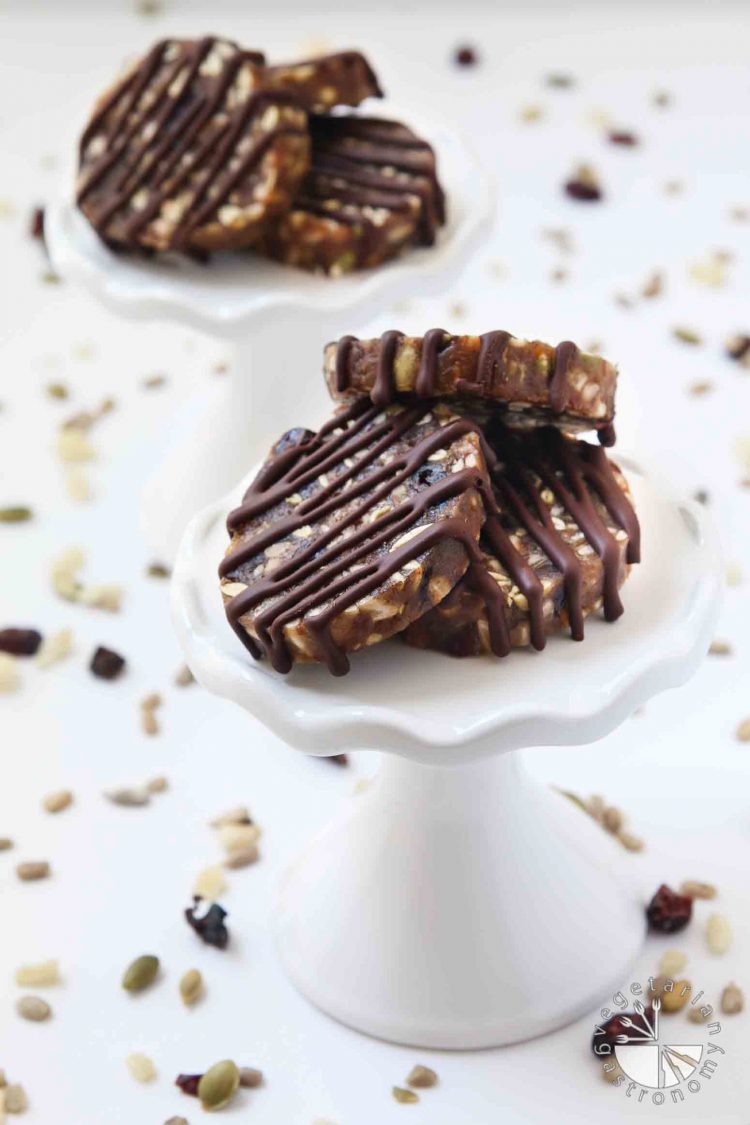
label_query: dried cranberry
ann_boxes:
[646,884,693,933]
[454,45,478,67]
[0,628,42,656]
[592,1006,654,1056]
[30,206,45,241]
[608,130,639,147]
[185,897,229,949]
[175,1073,202,1096]
[90,645,126,680]
[564,179,602,202]
[327,753,349,767]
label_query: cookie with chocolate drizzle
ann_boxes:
[262,50,383,112]
[403,421,640,658]
[76,37,310,253]
[325,330,617,443]
[256,114,445,274]
[219,400,495,675]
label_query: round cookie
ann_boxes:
[219,400,492,675]
[325,330,617,442]
[77,37,310,253]
[262,50,383,112]
[403,423,640,658]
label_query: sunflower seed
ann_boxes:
[179,968,203,1007]
[36,628,73,668]
[16,861,51,881]
[238,1067,263,1088]
[392,1086,419,1104]
[406,1064,438,1088]
[720,982,744,1014]
[146,775,168,794]
[4,1083,29,1112]
[42,789,73,814]
[122,954,160,993]
[618,831,645,852]
[198,1060,240,1111]
[16,995,52,1021]
[105,786,150,807]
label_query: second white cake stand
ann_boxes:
[45,115,493,561]
[170,456,721,1049]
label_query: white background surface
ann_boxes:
[1,1,749,1122]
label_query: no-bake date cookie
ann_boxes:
[219,400,491,675]
[325,330,617,441]
[403,422,640,657]
[76,37,310,253]
[256,114,445,274]
[263,50,382,112]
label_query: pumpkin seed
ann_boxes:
[392,1086,419,1104]
[706,913,732,954]
[721,982,744,1014]
[198,1060,240,1111]
[238,1067,263,1088]
[122,954,159,993]
[179,968,203,1006]
[15,959,60,987]
[406,1064,437,1088]
[0,506,33,523]
[16,995,52,1022]
[126,1053,157,1083]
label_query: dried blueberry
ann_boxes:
[90,645,126,680]
[608,130,639,147]
[564,178,602,202]
[0,628,42,657]
[646,884,693,934]
[30,206,45,241]
[185,897,229,950]
[453,45,478,67]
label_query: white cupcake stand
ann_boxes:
[45,115,492,561]
[171,458,721,1048]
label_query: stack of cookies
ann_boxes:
[219,330,641,675]
[75,38,444,274]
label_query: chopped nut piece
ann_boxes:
[175,663,194,686]
[736,718,750,742]
[36,628,73,668]
[688,380,713,396]
[726,334,750,366]
[545,72,575,88]
[16,995,52,1022]
[42,789,73,814]
[16,861,51,882]
[217,823,261,854]
[224,843,259,870]
[706,913,732,954]
[15,960,60,987]
[126,1053,157,1083]
[146,775,168,794]
[660,980,691,1013]
[146,561,171,579]
[179,968,204,1006]
[602,806,623,833]
[210,806,252,828]
[659,950,688,977]
[688,1004,713,1023]
[720,982,744,1014]
[46,381,69,400]
[679,880,717,900]
[708,640,732,656]
[0,837,13,851]
[406,1064,437,1088]
[193,865,227,901]
[392,1086,419,1104]
[0,654,21,692]
[104,786,150,807]
[564,163,602,202]
[618,831,644,852]
[4,1084,29,1113]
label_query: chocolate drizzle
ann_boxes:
[467,422,640,655]
[77,38,306,250]
[220,400,506,676]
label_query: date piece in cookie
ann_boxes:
[219,400,501,675]
[325,330,617,443]
[256,114,445,274]
[77,37,310,253]
[403,423,640,658]
[263,50,383,112]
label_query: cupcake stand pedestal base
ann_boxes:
[171,457,721,1048]
[45,115,493,562]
